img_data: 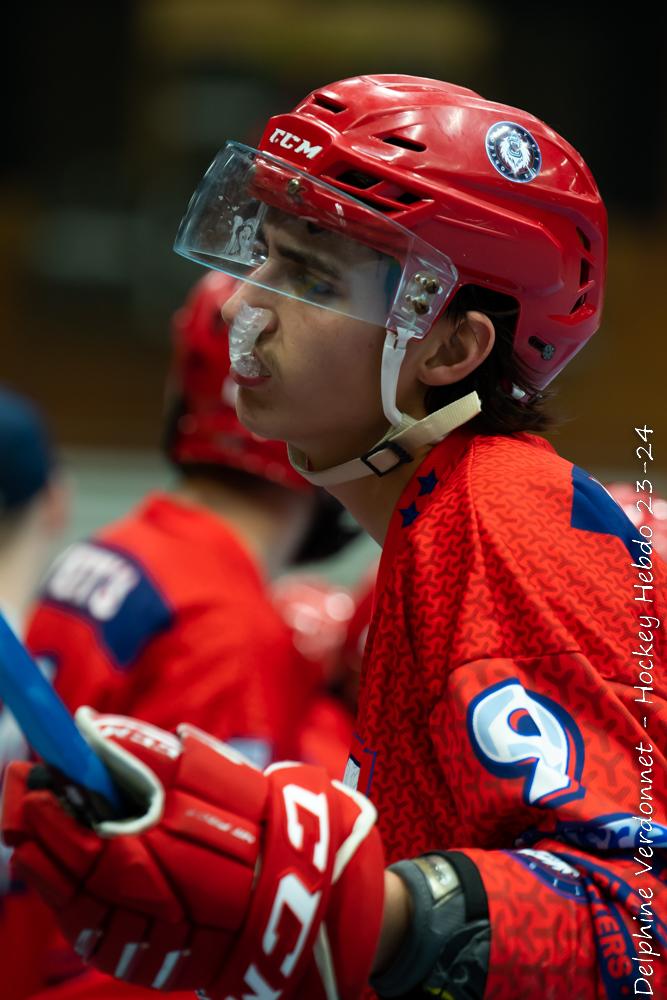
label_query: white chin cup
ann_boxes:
[229,302,272,378]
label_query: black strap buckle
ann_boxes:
[360,440,413,477]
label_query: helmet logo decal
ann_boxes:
[268,128,323,160]
[485,121,542,183]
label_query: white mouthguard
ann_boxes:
[229,302,272,378]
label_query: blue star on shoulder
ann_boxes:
[417,469,438,495]
[399,501,420,527]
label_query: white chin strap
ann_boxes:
[288,328,481,487]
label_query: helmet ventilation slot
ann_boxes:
[342,192,402,214]
[576,227,591,251]
[381,136,426,152]
[330,167,426,214]
[394,190,421,205]
[312,94,346,113]
[336,169,381,190]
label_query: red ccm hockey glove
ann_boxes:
[1,709,385,999]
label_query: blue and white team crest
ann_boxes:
[467,679,585,809]
[485,122,542,183]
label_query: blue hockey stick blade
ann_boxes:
[0,612,125,816]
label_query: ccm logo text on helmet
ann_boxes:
[268,129,323,159]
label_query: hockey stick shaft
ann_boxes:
[0,612,124,816]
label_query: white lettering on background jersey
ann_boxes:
[45,543,139,621]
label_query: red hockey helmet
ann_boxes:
[176,75,607,396]
[166,270,312,492]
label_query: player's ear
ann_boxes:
[417,310,495,388]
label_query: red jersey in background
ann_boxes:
[3,492,310,998]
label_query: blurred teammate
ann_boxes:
[27,270,354,761]
[272,574,357,773]
[0,388,67,641]
[5,76,666,1000]
[336,563,378,714]
[18,272,357,998]
[0,388,68,998]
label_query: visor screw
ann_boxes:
[286,178,303,200]
[405,294,430,316]
[415,273,441,295]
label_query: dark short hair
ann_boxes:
[424,285,560,435]
[0,387,56,516]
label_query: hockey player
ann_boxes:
[337,563,378,714]
[26,269,348,763]
[4,76,666,1000]
[13,272,356,998]
[0,388,67,650]
[0,388,69,999]
[272,574,357,774]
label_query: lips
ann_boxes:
[230,368,271,388]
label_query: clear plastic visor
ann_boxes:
[174,142,458,335]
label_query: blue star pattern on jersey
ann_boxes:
[417,469,438,495]
[399,502,420,528]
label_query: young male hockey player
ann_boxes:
[4,76,666,1000]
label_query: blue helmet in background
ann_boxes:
[0,387,56,514]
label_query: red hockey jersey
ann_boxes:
[346,425,666,999]
[28,492,304,761]
[4,492,310,999]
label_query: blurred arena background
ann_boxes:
[2,1,665,573]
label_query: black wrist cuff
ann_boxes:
[441,850,488,922]
[369,852,490,1000]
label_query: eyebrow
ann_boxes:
[259,224,343,281]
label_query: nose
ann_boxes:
[221,276,279,332]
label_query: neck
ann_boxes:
[325,440,433,545]
[0,523,50,635]
[290,394,482,542]
[171,475,315,579]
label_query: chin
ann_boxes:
[234,391,290,443]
